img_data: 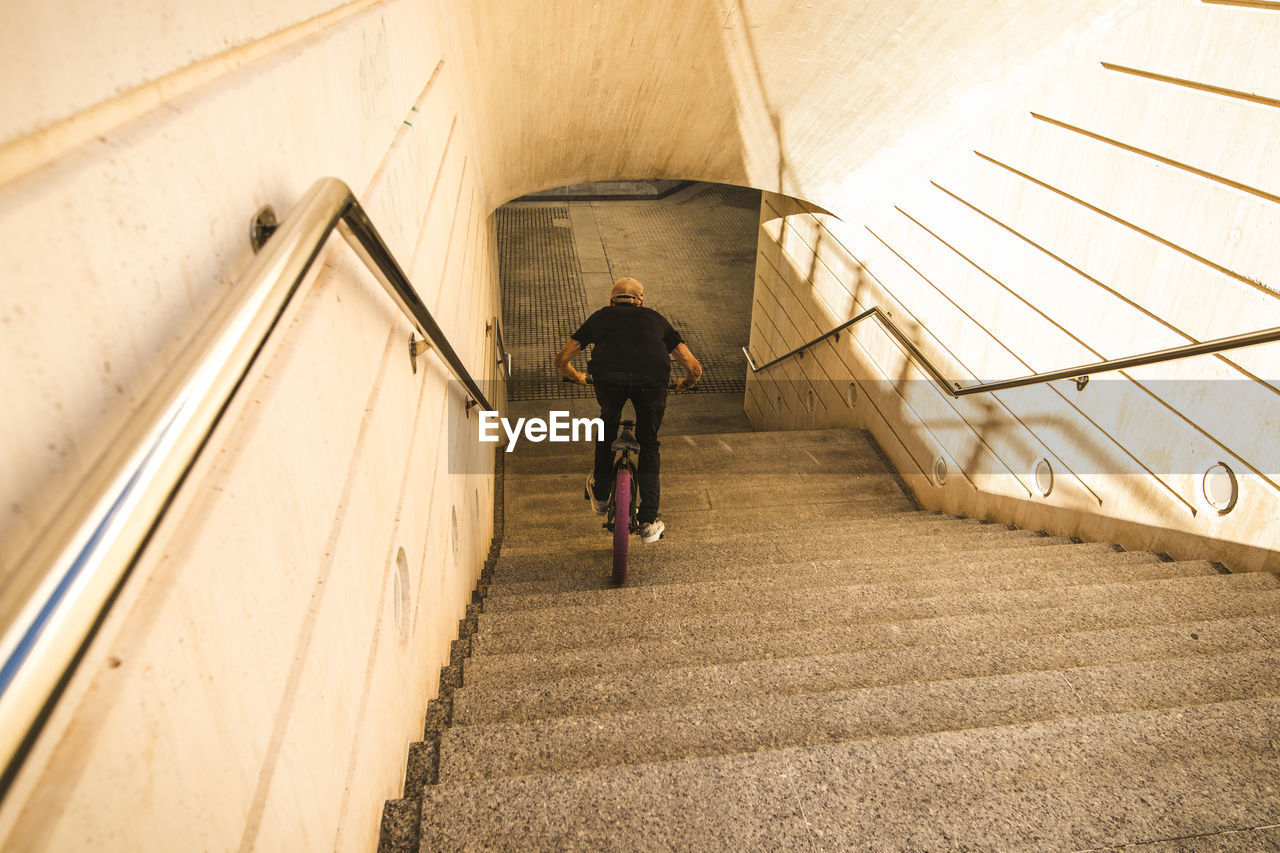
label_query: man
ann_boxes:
[554,277,702,543]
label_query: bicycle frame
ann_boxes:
[564,373,676,585]
[605,420,641,536]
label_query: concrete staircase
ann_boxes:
[381,428,1280,851]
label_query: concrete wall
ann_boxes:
[0,1,501,849]
[745,2,1280,571]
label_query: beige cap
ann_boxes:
[609,277,644,304]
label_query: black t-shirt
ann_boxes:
[571,305,684,382]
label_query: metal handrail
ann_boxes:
[0,177,494,792]
[743,305,1280,396]
[490,314,511,381]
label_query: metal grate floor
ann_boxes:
[497,206,593,400]
[499,183,760,401]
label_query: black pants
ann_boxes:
[590,376,668,523]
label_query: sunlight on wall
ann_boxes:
[745,0,1280,571]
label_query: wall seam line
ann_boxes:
[901,198,1279,507]
[329,348,431,850]
[365,59,448,197]
[853,228,1033,495]
[974,150,1279,299]
[929,180,1280,397]
[765,204,1101,502]
[1030,111,1280,206]
[864,224,1183,510]
[235,323,400,853]
[0,0,387,189]
[1199,0,1280,11]
[1099,62,1280,110]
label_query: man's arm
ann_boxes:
[554,339,588,385]
[671,343,702,392]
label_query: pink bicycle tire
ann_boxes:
[612,469,630,585]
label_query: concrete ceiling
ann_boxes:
[442,0,1138,212]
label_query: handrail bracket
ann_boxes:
[250,205,279,254]
[409,333,431,374]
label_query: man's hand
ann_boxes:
[672,343,702,393]
[554,339,586,384]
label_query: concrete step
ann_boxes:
[504,428,881,475]
[506,461,902,494]
[451,613,1280,726]
[502,507,980,547]
[493,521,1080,583]
[484,540,1154,598]
[504,469,908,513]
[462,573,1280,687]
[505,425,868,455]
[499,492,921,554]
[507,452,898,484]
[482,542,1160,612]
[499,508,1040,552]
[438,647,1280,784]
[420,697,1280,850]
[472,559,1219,655]
[502,476,911,540]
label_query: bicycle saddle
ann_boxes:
[612,421,642,453]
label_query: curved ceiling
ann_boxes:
[443,0,1132,212]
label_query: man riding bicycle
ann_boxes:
[554,277,702,543]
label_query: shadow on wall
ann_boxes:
[747,199,1280,569]
[716,0,840,216]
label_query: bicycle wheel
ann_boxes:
[611,468,630,585]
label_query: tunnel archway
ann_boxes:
[495,179,762,416]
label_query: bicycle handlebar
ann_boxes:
[561,375,685,391]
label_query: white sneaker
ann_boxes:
[584,473,607,515]
[638,518,665,543]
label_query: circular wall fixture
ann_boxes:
[1034,458,1054,497]
[932,457,948,486]
[393,547,411,645]
[1202,462,1238,514]
[846,382,857,408]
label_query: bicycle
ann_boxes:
[567,375,672,585]
[597,418,642,585]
